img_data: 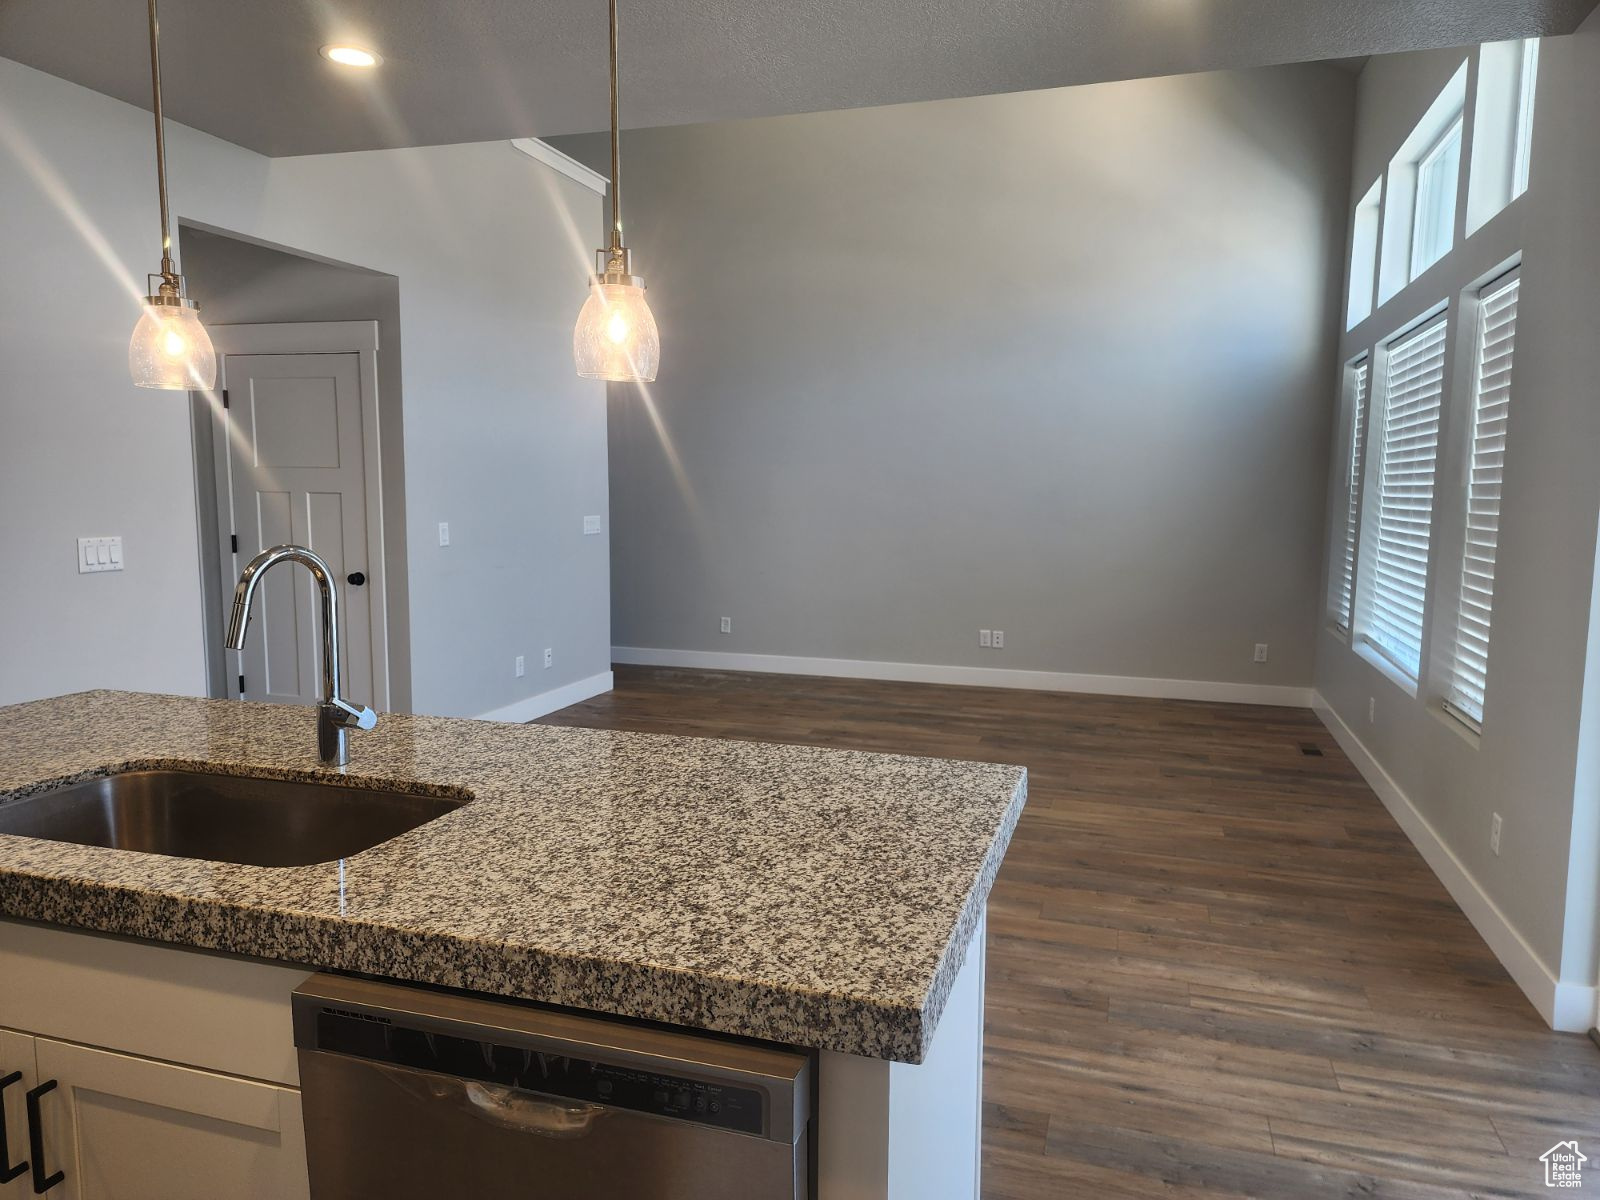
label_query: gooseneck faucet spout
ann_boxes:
[226,544,377,767]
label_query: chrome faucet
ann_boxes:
[225,544,377,767]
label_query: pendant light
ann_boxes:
[128,0,216,391]
[573,0,659,383]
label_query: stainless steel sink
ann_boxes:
[0,769,468,868]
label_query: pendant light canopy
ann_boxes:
[573,0,659,384]
[129,0,216,391]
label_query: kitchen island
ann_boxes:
[0,690,1025,1198]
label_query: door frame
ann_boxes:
[206,321,391,711]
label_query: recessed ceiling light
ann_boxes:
[320,44,381,68]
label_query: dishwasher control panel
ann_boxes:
[315,1007,768,1135]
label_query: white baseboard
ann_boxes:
[611,647,1313,708]
[475,671,613,723]
[1313,692,1595,1032]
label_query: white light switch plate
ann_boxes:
[77,536,123,574]
[583,515,602,536]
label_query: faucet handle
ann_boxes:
[326,697,378,730]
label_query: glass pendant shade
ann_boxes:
[573,281,660,383]
[129,301,217,390]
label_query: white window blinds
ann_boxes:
[1359,316,1447,680]
[1331,360,1370,631]
[1446,273,1519,726]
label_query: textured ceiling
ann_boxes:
[0,0,1594,157]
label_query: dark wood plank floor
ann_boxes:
[539,666,1599,1199]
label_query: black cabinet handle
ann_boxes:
[346,571,366,587]
[0,1070,26,1183]
[24,1080,62,1194]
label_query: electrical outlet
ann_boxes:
[720,617,732,634]
[543,648,553,670]
[515,655,525,678]
[1253,643,1269,663]
[1368,696,1376,723]
[979,629,992,647]
[993,630,1005,649]
[1490,813,1502,855]
[438,522,451,547]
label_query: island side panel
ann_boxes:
[817,910,987,1200]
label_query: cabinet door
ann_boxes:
[30,1039,307,1200]
[0,1030,38,1200]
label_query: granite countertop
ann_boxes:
[0,690,1026,1062]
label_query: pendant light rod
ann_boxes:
[128,0,217,390]
[607,0,623,254]
[572,0,658,382]
[146,0,177,292]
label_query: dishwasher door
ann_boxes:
[292,974,810,1200]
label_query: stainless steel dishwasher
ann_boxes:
[292,974,811,1199]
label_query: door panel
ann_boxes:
[32,1038,308,1200]
[303,490,370,699]
[250,489,311,703]
[0,1030,36,1200]
[249,377,342,469]
[220,352,373,710]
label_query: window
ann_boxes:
[1357,314,1448,682]
[1347,182,1381,328]
[1330,357,1371,631]
[1411,117,1462,279]
[1467,40,1541,233]
[1379,63,1467,304]
[1512,40,1540,197]
[1445,272,1519,727]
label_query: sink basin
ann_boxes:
[0,769,467,868]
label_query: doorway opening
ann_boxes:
[180,225,411,713]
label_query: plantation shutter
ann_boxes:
[1446,274,1519,726]
[1332,360,1370,631]
[1359,316,1447,680]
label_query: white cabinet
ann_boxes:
[0,918,313,1198]
[35,1038,307,1200]
[0,1033,307,1200]
[1,1029,40,1199]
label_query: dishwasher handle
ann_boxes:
[368,1058,606,1139]
[464,1081,603,1138]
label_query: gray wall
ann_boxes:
[0,56,611,718]
[554,62,1355,691]
[1313,19,1600,985]
[180,227,412,711]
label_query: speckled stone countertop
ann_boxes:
[0,690,1025,1062]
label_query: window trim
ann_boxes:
[1347,181,1382,330]
[1377,61,1467,307]
[1511,40,1540,198]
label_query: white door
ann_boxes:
[30,1038,308,1200]
[218,351,378,710]
[0,1030,37,1199]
